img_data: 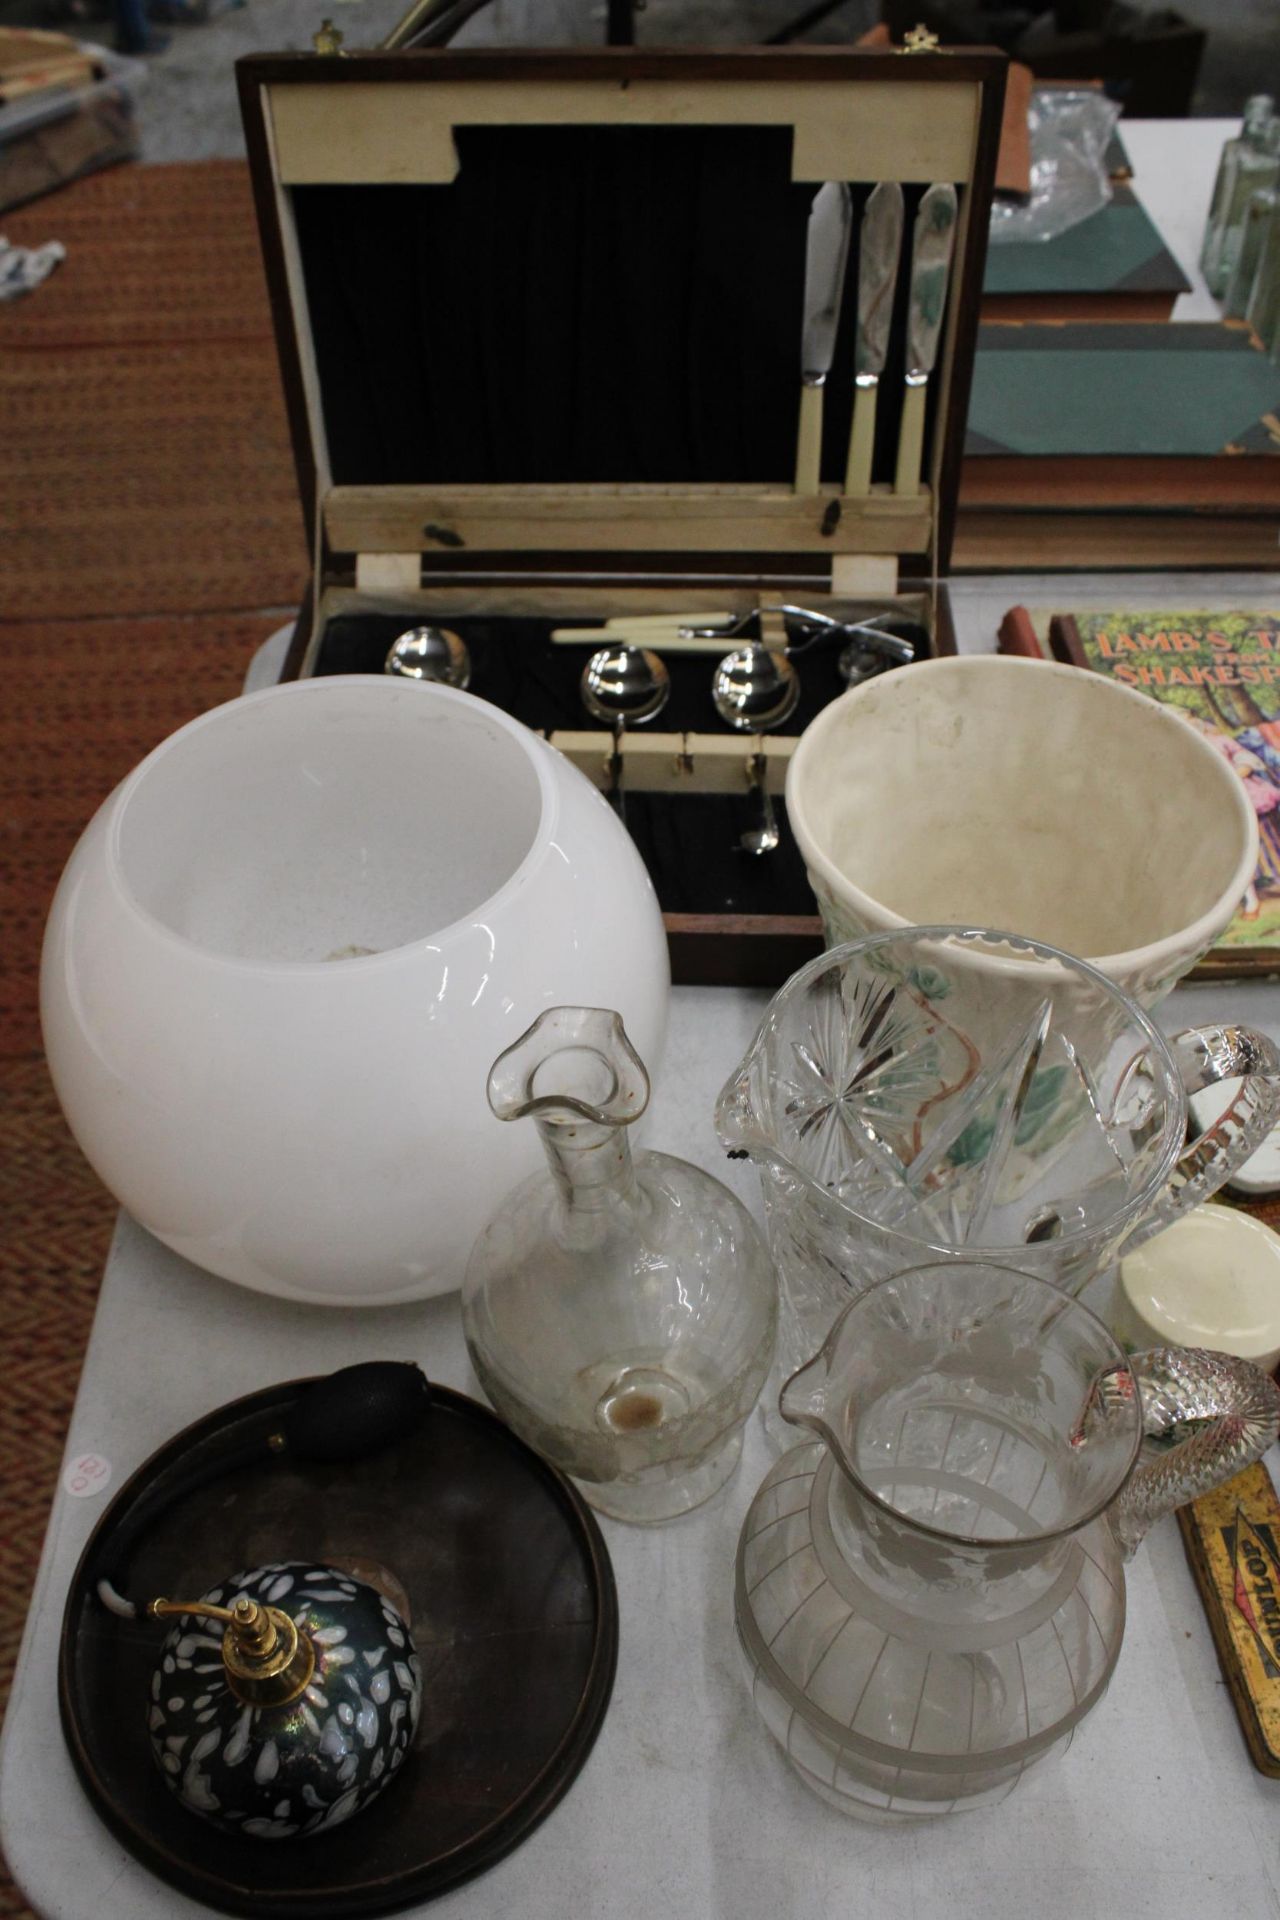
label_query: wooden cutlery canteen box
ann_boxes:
[237,43,1006,985]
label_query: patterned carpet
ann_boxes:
[1,164,305,620]
[0,157,306,1915]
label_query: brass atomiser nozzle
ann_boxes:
[148,1595,315,1706]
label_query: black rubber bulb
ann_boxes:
[279,1361,432,1463]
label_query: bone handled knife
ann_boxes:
[844,181,904,498]
[794,181,853,495]
[893,182,958,499]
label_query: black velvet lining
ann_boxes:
[313,610,926,917]
[291,129,942,488]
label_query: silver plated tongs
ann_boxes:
[678,605,916,665]
[551,604,916,663]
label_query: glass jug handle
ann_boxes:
[1115,1024,1280,1260]
[1110,1347,1280,1557]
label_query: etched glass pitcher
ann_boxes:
[717,927,1280,1392]
[736,1260,1280,1820]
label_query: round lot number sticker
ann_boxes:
[63,1453,112,1498]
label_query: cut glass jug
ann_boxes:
[717,927,1280,1393]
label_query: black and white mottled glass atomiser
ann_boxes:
[90,1360,433,1843]
[146,1560,422,1840]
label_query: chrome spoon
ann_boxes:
[384,625,471,687]
[711,645,801,855]
[581,644,671,818]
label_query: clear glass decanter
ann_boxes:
[463,1006,777,1523]
[736,1260,1280,1820]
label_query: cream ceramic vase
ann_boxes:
[41,676,670,1304]
[785,654,1258,1008]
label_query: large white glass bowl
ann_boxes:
[41,676,670,1304]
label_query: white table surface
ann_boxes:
[8,573,1280,1920]
[1119,118,1231,323]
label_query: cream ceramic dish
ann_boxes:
[41,676,670,1305]
[1119,1205,1280,1373]
[785,655,1258,1007]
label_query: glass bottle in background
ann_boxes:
[1202,95,1276,297]
[1201,113,1242,277]
[1201,94,1271,279]
[1224,150,1280,320]
[1215,109,1280,299]
[1247,197,1280,357]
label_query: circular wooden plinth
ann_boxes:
[60,1379,618,1916]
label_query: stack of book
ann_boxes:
[981,180,1191,324]
[0,28,140,214]
[961,114,1280,569]
[0,29,98,111]
[980,109,1192,324]
[957,322,1280,569]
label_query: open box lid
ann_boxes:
[236,45,1007,589]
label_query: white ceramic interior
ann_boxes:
[42,676,670,1304]
[785,655,1258,1006]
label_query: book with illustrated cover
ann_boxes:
[1048,610,1280,967]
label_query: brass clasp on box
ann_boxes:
[312,18,347,54]
[148,1595,315,1706]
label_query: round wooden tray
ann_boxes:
[59,1378,618,1917]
